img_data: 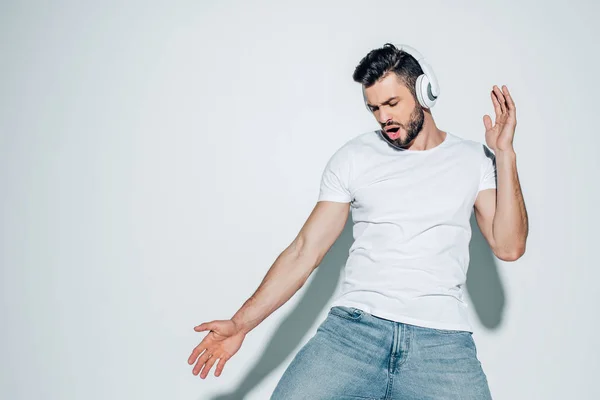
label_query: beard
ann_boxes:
[384,105,425,148]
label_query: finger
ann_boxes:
[502,85,516,116]
[193,349,213,376]
[492,85,506,114]
[200,354,219,379]
[188,343,207,365]
[490,91,502,120]
[483,114,493,131]
[194,321,215,332]
[189,331,217,364]
[214,355,229,377]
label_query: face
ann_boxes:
[364,73,424,148]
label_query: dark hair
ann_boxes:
[352,43,423,100]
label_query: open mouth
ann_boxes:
[385,127,401,140]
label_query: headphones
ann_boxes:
[362,44,440,111]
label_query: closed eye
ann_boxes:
[367,97,400,112]
[369,103,398,112]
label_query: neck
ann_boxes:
[405,110,446,151]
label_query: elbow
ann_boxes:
[289,235,322,271]
[495,244,526,262]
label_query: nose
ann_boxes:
[376,106,392,124]
[378,110,392,125]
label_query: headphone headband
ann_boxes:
[394,44,439,98]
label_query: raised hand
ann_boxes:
[483,85,517,152]
[188,319,246,379]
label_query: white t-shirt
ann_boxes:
[318,130,497,332]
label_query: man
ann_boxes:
[188,43,528,399]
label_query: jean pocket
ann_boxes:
[328,306,365,321]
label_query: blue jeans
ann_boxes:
[271,306,492,400]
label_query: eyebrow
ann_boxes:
[366,96,400,109]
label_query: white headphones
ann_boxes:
[362,44,440,111]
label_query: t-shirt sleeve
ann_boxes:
[479,144,497,192]
[318,146,353,203]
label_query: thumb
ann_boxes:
[483,115,493,131]
[194,321,216,332]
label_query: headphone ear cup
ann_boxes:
[416,74,436,109]
[417,74,438,109]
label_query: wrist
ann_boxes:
[495,147,516,159]
[231,317,251,335]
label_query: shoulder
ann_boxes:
[446,132,493,161]
[327,131,376,160]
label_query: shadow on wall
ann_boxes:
[207,212,505,400]
[466,211,506,329]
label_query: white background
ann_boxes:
[1,1,598,399]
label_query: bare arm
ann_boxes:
[230,200,350,335]
[188,200,350,379]
[475,84,529,261]
[474,150,528,261]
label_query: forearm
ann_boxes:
[492,149,529,259]
[230,240,317,335]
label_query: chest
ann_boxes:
[350,153,480,222]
